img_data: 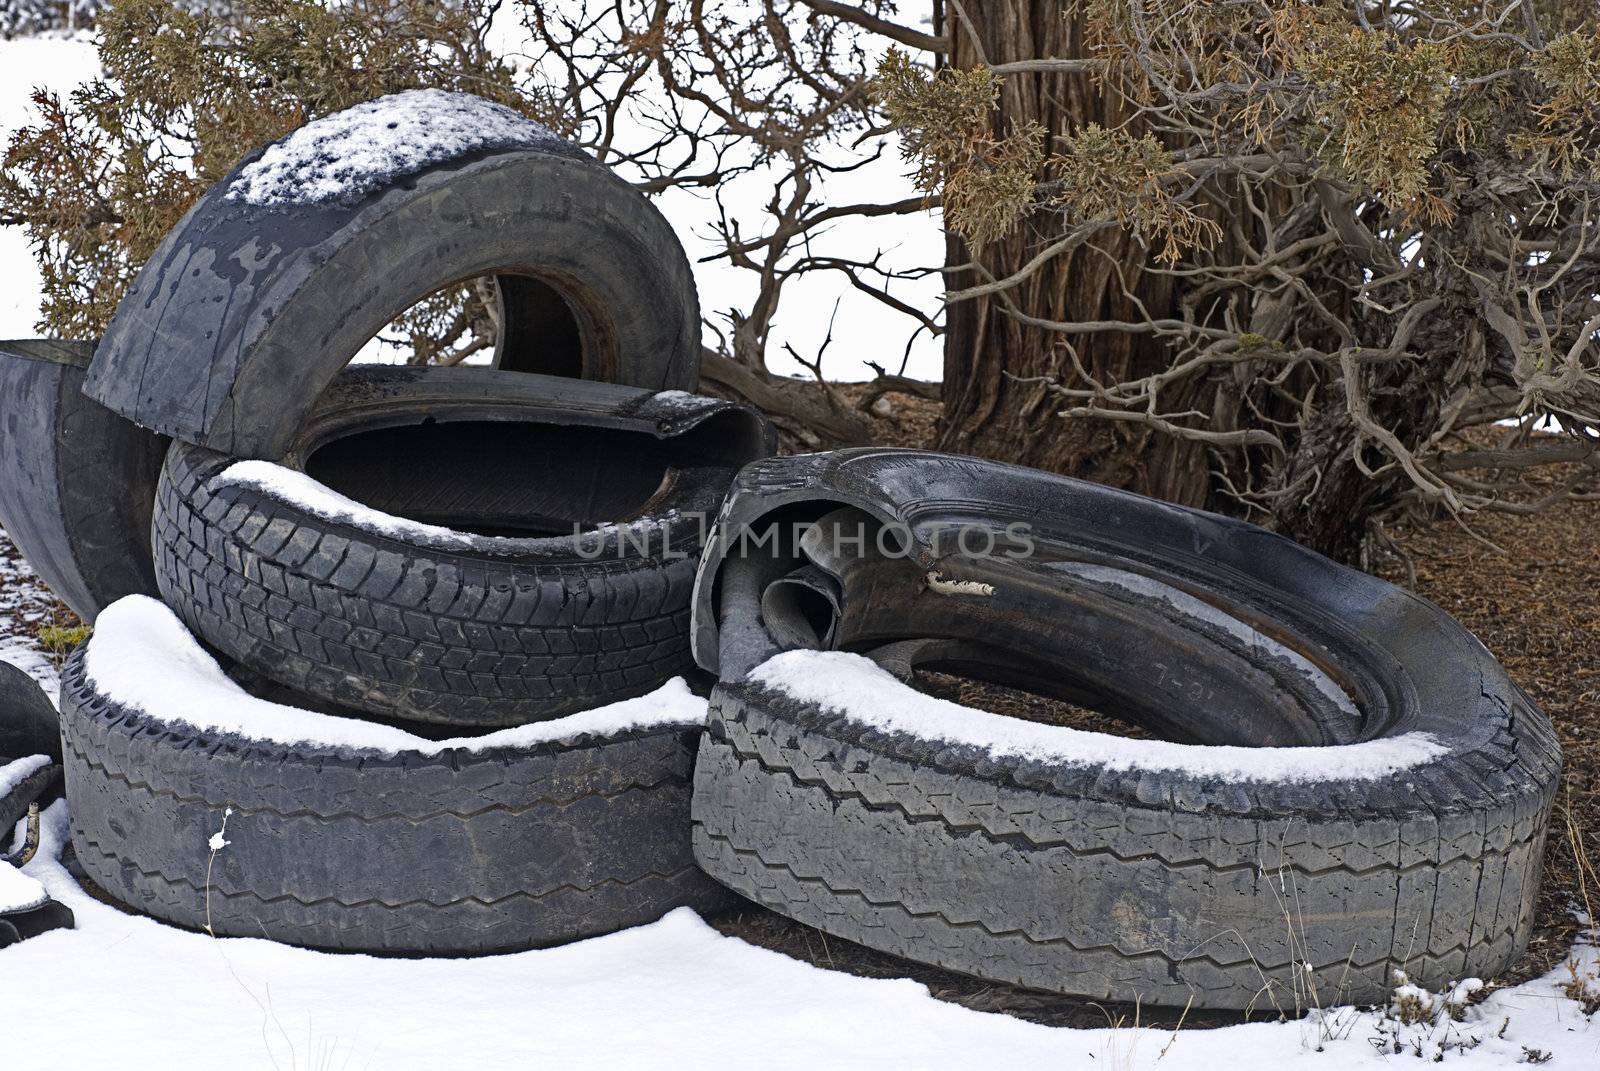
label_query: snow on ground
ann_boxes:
[0,529,63,698]
[3,25,1599,1071]
[751,649,1448,782]
[2,800,1596,1070]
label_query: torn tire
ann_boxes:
[689,448,1562,1010]
[153,366,771,728]
[87,94,700,458]
[60,597,735,953]
[0,340,168,621]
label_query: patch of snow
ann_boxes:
[214,460,484,548]
[5,801,1600,1068]
[211,460,660,550]
[648,389,720,413]
[0,528,66,701]
[0,754,49,799]
[0,857,46,913]
[85,596,704,755]
[750,650,1448,783]
[207,807,233,854]
[227,89,563,206]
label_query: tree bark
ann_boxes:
[934,0,1213,506]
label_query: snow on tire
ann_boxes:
[60,596,738,953]
[688,449,1563,1011]
[152,366,771,728]
[86,90,701,459]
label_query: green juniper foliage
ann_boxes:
[878,1,1600,548]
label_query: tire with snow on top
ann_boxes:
[1,659,64,827]
[152,365,771,728]
[1,754,59,842]
[86,90,702,459]
[688,448,1562,1011]
[0,340,168,621]
[60,596,738,953]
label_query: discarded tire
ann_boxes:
[153,365,771,727]
[87,90,701,459]
[0,755,58,842]
[689,449,1562,1010]
[0,659,62,765]
[61,596,737,953]
[0,340,167,621]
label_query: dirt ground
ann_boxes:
[4,388,1594,1030]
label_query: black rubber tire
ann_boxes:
[153,366,770,728]
[0,900,75,946]
[59,641,736,953]
[86,110,699,459]
[689,449,1563,1010]
[1,757,59,840]
[0,340,168,621]
[0,659,61,765]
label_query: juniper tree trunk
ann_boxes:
[934,0,1214,506]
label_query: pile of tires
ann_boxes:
[0,90,1563,1012]
[0,90,770,954]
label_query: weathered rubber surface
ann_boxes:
[0,659,61,764]
[0,340,168,621]
[690,449,1563,1010]
[0,899,75,947]
[87,121,699,458]
[0,757,59,839]
[154,366,771,727]
[59,644,737,953]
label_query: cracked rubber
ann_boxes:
[59,643,737,953]
[86,120,699,459]
[689,449,1563,1010]
[0,340,168,621]
[152,366,770,728]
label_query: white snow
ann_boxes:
[649,389,721,414]
[212,459,660,550]
[227,89,562,206]
[214,459,488,548]
[85,596,704,755]
[0,757,51,914]
[0,857,46,913]
[0,530,67,699]
[2,801,1596,1068]
[750,650,1449,783]
[0,753,49,800]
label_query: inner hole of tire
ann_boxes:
[352,274,583,376]
[305,421,705,538]
[910,669,1155,741]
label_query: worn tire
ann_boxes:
[0,340,167,621]
[0,659,61,765]
[87,97,699,458]
[1,756,59,839]
[689,449,1562,1010]
[59,607,736,953]
[153,366,770,727]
